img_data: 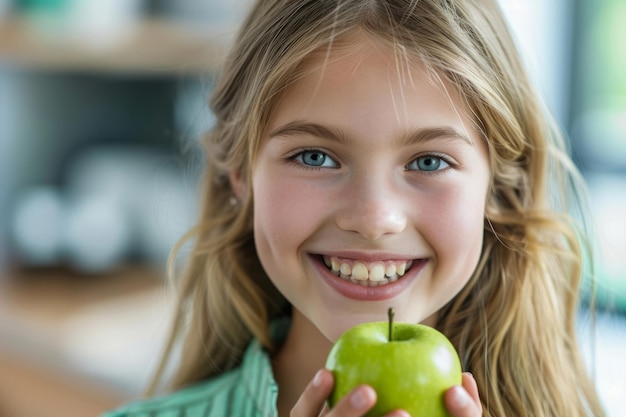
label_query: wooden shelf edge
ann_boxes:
[0,16,234,76]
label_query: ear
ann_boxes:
[229,170,246,200]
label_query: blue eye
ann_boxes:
[406,155,449,172]
[294,150,339,168]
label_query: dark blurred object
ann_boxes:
[0,74,10,272]
[7,144,199,273]
[0,71,200,273]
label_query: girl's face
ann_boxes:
[250,35,491,341]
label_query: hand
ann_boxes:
[291,369,481,417]
[444,373,483,417]
[291,368,409,417]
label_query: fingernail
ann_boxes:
[450,386,470,407]
[387,411,411,417]
[350,388,369,409]
[312,370,323,387]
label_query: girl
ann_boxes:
[105,0,605,416]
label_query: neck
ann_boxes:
[272,309,333,417]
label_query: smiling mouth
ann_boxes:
[321,255,414,287]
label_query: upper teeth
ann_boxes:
[323,256,412,284]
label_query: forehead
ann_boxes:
[269,32,476,139]
[296,32,418,87]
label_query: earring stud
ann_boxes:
[229,196,238,207]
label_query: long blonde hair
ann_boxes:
[150,1,605,415]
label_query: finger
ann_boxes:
[461,372,481,406]
[325,385,377,417]
[291,369,334,417]
[444,373,483,417]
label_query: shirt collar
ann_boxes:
[241,317,290,417]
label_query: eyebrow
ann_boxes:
[401,126,473,147]
[269,121,349,144]
[269,121,473,147]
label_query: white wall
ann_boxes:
[498,0,573,126]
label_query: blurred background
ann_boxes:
[0,0,624,416]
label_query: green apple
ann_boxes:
[325,309,462,417]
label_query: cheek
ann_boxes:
[252,173,328,262]
[425,185,487,271]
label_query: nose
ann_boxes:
[335,176,407,240]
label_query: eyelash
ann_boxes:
[286,148,339,171]
[405,153,454,174]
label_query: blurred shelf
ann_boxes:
[0,16,233,76]
[0,264,163,326]
[0,264,170,417]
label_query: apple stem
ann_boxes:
[388,307,395,342]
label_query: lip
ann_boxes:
[317,250,416,263]
[311,254,427,301]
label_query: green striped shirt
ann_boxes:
[103,320,289,417]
